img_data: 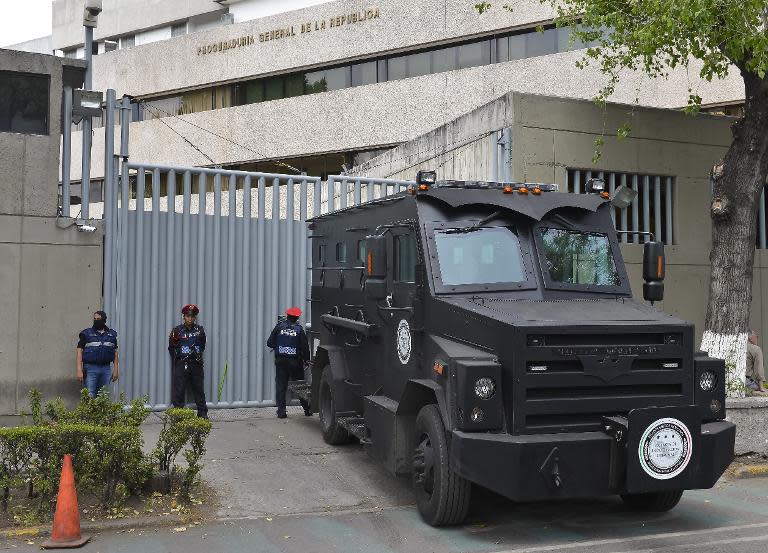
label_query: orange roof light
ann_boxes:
[532,187,542,195]
[503,186,514,194]
[518,187,529,195]
[418,184,430,191]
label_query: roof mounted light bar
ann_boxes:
[435,180,559,192]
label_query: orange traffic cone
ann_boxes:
[41,454,90,549]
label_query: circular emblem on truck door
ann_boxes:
[396,319,412,365]
[638,417,692,480]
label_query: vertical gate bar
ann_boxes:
[270,178,281,403]
[211,173,222,406]
[620,174,628,240]
[148,168,161,404]
[161,171,176,407]
[182,171,192,303]
[287,178,295,312]
[196,173,207,403]
[379,181,386,199]
[608,173,616,226]
[354,179,361,206]
[631,174,639,244]
[653,176,662,244]
[643,175,650,243]
[574,170,581,194]
[131,167,145,402]
[314,179,322,217]
[62,86,73,216]
[242,176,252,402]
[226,174,237,404]
[761,188,767,250]
[300,179,309,318]
[666,177,674,246]
[115,163,125,397]
[340,179,348,209]
[103,90,116,331]
[256,176,266,402]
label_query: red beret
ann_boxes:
[286,307,302,317]
[181,304,199,316]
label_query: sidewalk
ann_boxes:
[142,406,414,520]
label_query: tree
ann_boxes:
[477,1,768,396]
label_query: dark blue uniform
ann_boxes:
[267,319,310,417]
[168,323,207,418]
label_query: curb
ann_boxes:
[732,464,768,479]
[1,514,187,540]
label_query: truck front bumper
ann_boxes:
[450,418,735,502]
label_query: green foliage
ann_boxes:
[474,1,492,14]
[0,389,154,514]
[151,408,212,499]
[542,0,768,108]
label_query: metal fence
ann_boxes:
[567,169,675,245]
[104,161,413,409]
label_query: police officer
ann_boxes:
[267,307,311,419]
[168,304,208,419]
[76,310,119,397]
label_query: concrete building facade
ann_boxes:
[0,49,102,414]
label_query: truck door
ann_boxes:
[382,228,421,399]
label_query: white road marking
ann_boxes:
[491,522,768,553]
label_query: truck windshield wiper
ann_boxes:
[445,210,502,234]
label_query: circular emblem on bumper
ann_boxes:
[396,319,411,365]
[638,417,692,480]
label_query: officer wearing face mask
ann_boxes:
[76,310,119,397]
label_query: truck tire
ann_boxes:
[620,490,684,512]
[319,367,350,445]
[412,405,471,526]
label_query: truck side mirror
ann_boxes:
[364,235,387,299]
[642,241,665,303]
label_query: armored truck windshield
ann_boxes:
[539,228,620,287]
[433,227,526,286]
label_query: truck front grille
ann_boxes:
[514,332,692,434]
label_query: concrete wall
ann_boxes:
[0,50,102,415]
[67,48,744,182]
[6,36,54,55]
[52,0,224,50]
[351,92,741,346]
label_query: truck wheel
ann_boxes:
[319,368,350,445]
[620,490,684,512]
[412,405,471,526]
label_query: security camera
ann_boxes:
[85,0,103,15]
[83,0,102,27]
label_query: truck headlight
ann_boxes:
[474,377,496,399]
[699,370,717,391]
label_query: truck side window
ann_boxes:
[357,239,367,262]
[336,242,347,263]
[394,234,417,282]
[318,244,326,263]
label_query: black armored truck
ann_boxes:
[293,171,736,526]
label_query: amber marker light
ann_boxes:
[600,191,610,199]
[532,187,542,195]
[367,251,374,276]
[418,184,430,191]
[518,187,529,194]
[503,185,514,194]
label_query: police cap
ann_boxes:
[181,304,200,316]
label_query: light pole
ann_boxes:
[81,0,102,219]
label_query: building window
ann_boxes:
[394,234,418,282]
[566,169,675,245]
[120,35,135,49]
[139,22,604,119]
[171,22,188,37]
[104,40,118,53]
[0,71,49,135]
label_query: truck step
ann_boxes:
[288,380,311,402]
[337,416,371,445]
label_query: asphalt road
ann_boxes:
[3,410,768,553]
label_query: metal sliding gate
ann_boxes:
[103,160,412,409]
